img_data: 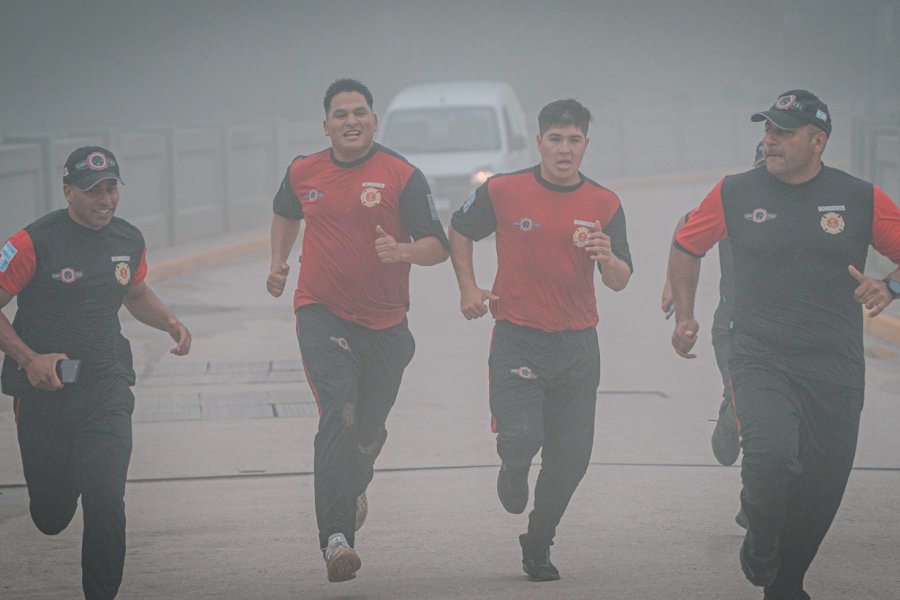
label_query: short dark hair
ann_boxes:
[324,78,374,115]
[538,99,592,135]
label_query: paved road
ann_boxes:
[1,176,899,599]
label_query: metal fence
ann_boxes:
[0,120,325,248]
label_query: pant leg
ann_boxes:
[16,392,80,536]
[73,379,134,600]
[765,379,862,598]
[297,305,364,549]
[710,306,733,412]
[488,322,545,469]
[733,365,803,554]
[349,319,415,513]
[527,327,601,546]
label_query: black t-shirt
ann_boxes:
[0,210,147,395]
[676,165,900,388]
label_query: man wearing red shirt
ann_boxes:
[266,78,449,583]
[449,99,632,582]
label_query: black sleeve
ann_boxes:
[273,163,303,220]
[449,182,496,241]
[600,205,633,274]
[398,168,450,251]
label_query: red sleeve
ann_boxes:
[871,186,900,264]
[132,246,148,286]
[673,178,728,257]
[0,231,36,296]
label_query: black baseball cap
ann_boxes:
[63,146,124,191]
[751,90,832,137]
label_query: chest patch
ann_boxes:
[115,262,131,285]
[360,187,382,208]
[820,212,844,235]
[744,208,777,223]
[572,226,591,247]
[52,267,83,283]
[513,217,541,231]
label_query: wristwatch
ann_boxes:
[883,277,900,299]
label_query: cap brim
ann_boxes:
[750,110,807,131]
[69,172,124,192]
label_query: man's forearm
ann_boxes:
[668,246,701,320]
[401,236,449,266]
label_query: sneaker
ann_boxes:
[519,534,560,582]
[355,492,368,531]
[323,533,361,583]
[497,463,529,514]
[739,530,779,587]
[711,398,740,466]
[735,507,748,530]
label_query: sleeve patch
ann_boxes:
[0,241,17,272]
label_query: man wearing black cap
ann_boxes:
[667,90,900,599]
[0,146,192,599]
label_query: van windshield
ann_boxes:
[381,107,501,153]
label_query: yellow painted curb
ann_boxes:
[145,234,270,284]
[864,309,900,348]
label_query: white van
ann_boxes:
[377,81,535,215]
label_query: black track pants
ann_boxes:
[296,304,415,549]
[732,362,862,598]
[489,320,601,547]
[16,378,134,600]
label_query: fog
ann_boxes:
[2,0,897,142]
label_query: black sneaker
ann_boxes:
[497,463,529,514]
[519,534,560,582]
[740,530,779,587]
[711,397,740,466]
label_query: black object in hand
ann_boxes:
[56,359,81,384]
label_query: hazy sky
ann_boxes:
[1,0,896,139]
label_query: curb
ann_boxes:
[145,234,270,284]
[864,310,900,348]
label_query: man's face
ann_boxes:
[324,91,378,162]
[537,124,589,186]
[64,179,119,230]
[762,122,826,184]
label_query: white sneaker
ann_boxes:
[323,533,361,583]
[355,492,368,531]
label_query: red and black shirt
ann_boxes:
[451,166,633,332]
[273,143,449,329]
[0,210,147,395]
[675,165,900,387]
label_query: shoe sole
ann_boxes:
[525,571,561,582]
[327,547,362,583]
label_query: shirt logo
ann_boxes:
[306,190,325,201]
[820,212,844,235]
[111,255,130,262]
[361,181,385,189]
[115,262,131,285]
[52,267,83,283]
[818,205,845,212]
[360,187,382,208]
[330,336,351,351]
[0,241,17,273]
[510,366,537,380]
[744,208,777,223]
[513,217,541,231]
[572,226,591,247]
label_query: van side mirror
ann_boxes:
[509,133,526,151]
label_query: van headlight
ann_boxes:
[471,169,494,186]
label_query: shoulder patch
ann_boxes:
[0,241,17,272]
